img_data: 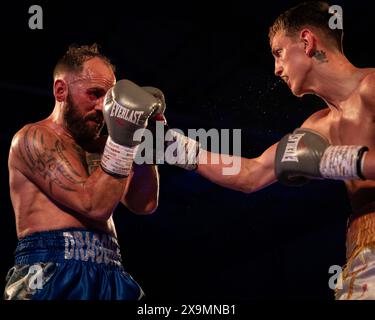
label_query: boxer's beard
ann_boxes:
[63,94,104,146]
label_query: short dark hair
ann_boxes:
[53,43,115,78]
[269,1,343,52]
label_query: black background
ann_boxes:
[0,0,374,301]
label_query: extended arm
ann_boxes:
[141,85,278,193]
[196,144,277,193]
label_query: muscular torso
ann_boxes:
[9,119,117,238]
[306,69,375,258]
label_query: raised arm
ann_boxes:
[121,164,159,214]
[10,124,127,221]
[102,79,162,215]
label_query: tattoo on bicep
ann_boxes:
[20,126,86,194]
[313,50,328,63]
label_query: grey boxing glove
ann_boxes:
[142,86,167,125]
[101,79,162,177]
[275,128,368,186]
[142,86,200,170]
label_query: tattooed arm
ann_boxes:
[10,124,127,221]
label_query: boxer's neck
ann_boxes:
[304,54,364,109]
[48,103,75,142]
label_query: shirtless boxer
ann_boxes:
[4,44,160,300]
[140,2,375,299]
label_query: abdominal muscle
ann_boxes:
[12,171,116,239]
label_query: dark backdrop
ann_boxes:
[1,0,374,300]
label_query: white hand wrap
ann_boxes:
[320,145,368,180]
[101,136,139,177]
[165,130,200,170]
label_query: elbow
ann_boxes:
[239,178,269,194]
[239,177,274,194]
[130,200,158,215]
[86,207,113,221]
[125,197,158,215]
[143,201,158,214]
[239,181,266,194]
[134,208,156,215]
[80,197,114,221]
[236,179,258,194]
[239,185,255,194]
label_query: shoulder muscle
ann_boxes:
[10,124,87,194]
[300,108,330,131]
[359,71,375,109]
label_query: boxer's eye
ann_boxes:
[88,89,105,99]
[274,49,282,58]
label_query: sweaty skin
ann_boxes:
[9,57,159,239]
[196,29,375,260]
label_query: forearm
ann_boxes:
[196,150,276,193]
[362,150,375,180]
[79,167,128,220]
[122,164,159,214]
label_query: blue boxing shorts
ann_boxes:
[3,228,144,300]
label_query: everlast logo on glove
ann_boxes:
[281,133,305,163]
[102,79,161,177]
[110,101,144,126]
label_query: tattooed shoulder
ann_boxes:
[14,124,87,194]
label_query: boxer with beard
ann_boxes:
[4,44,159,300]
